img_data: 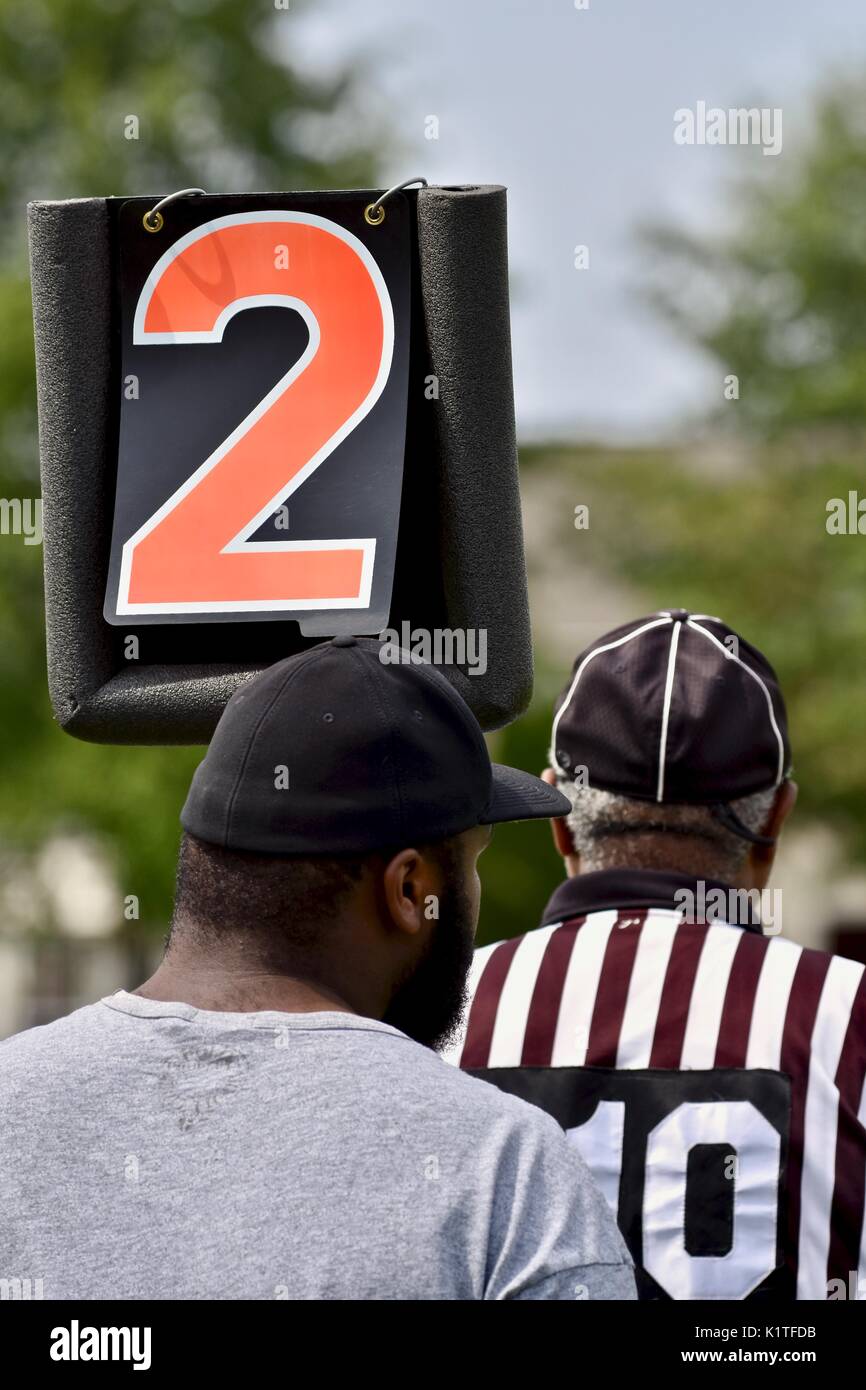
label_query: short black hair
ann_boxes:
[168,831,462,968]
[169,833,373,958]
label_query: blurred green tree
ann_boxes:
[477,432,866,945]
[476,75,866,945]
[0,0,381,932]
[521,444,866,864]
[643,76,866,438]
[619,74,866,867]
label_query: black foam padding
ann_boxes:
[28,186,532,744]
[414,186,531,725]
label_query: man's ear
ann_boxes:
[745,779,798,882]
[769,778,798,835]
[542,767,576,861]
[381,848,435,938]
[755,780,798,855]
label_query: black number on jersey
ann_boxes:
[469,1066,792,1300]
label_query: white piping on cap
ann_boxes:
[550,615,673,776]
[656,617,684,801]
[686,618,786,786]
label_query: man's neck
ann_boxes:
[133,957,357,1016]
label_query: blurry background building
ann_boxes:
[2,0,866,1035]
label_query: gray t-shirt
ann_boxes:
[0,991,635,1301]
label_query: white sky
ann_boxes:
[291,0,866,441]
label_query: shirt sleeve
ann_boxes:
[483,1103,636,1301]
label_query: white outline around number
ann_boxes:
[116,210,395,616]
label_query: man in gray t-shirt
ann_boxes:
[1,994,633,1300]
[0,640,634,1301]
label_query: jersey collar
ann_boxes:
[539,867,765,933]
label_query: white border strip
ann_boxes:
[550,616,673,775]
[656,617,683,801]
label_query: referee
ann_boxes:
[449,610,866,1301]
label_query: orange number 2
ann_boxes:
[117,211,394,615]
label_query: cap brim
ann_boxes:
[482,764,572,825]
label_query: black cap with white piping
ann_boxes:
[551,611,792,839]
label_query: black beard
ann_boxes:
[382,881,476,1051]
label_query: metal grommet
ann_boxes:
[364,176,428,228]
[142,186,207,235]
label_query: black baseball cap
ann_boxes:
[182,636,570,854]
[551,611,792,840]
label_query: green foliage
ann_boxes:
[0,0,380,929]
[0,0,376,218]
[527,442,866,859]
[477,661,568,948]
[4,18,866,951]
[643,76,866,436]
[479,435,866,946]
